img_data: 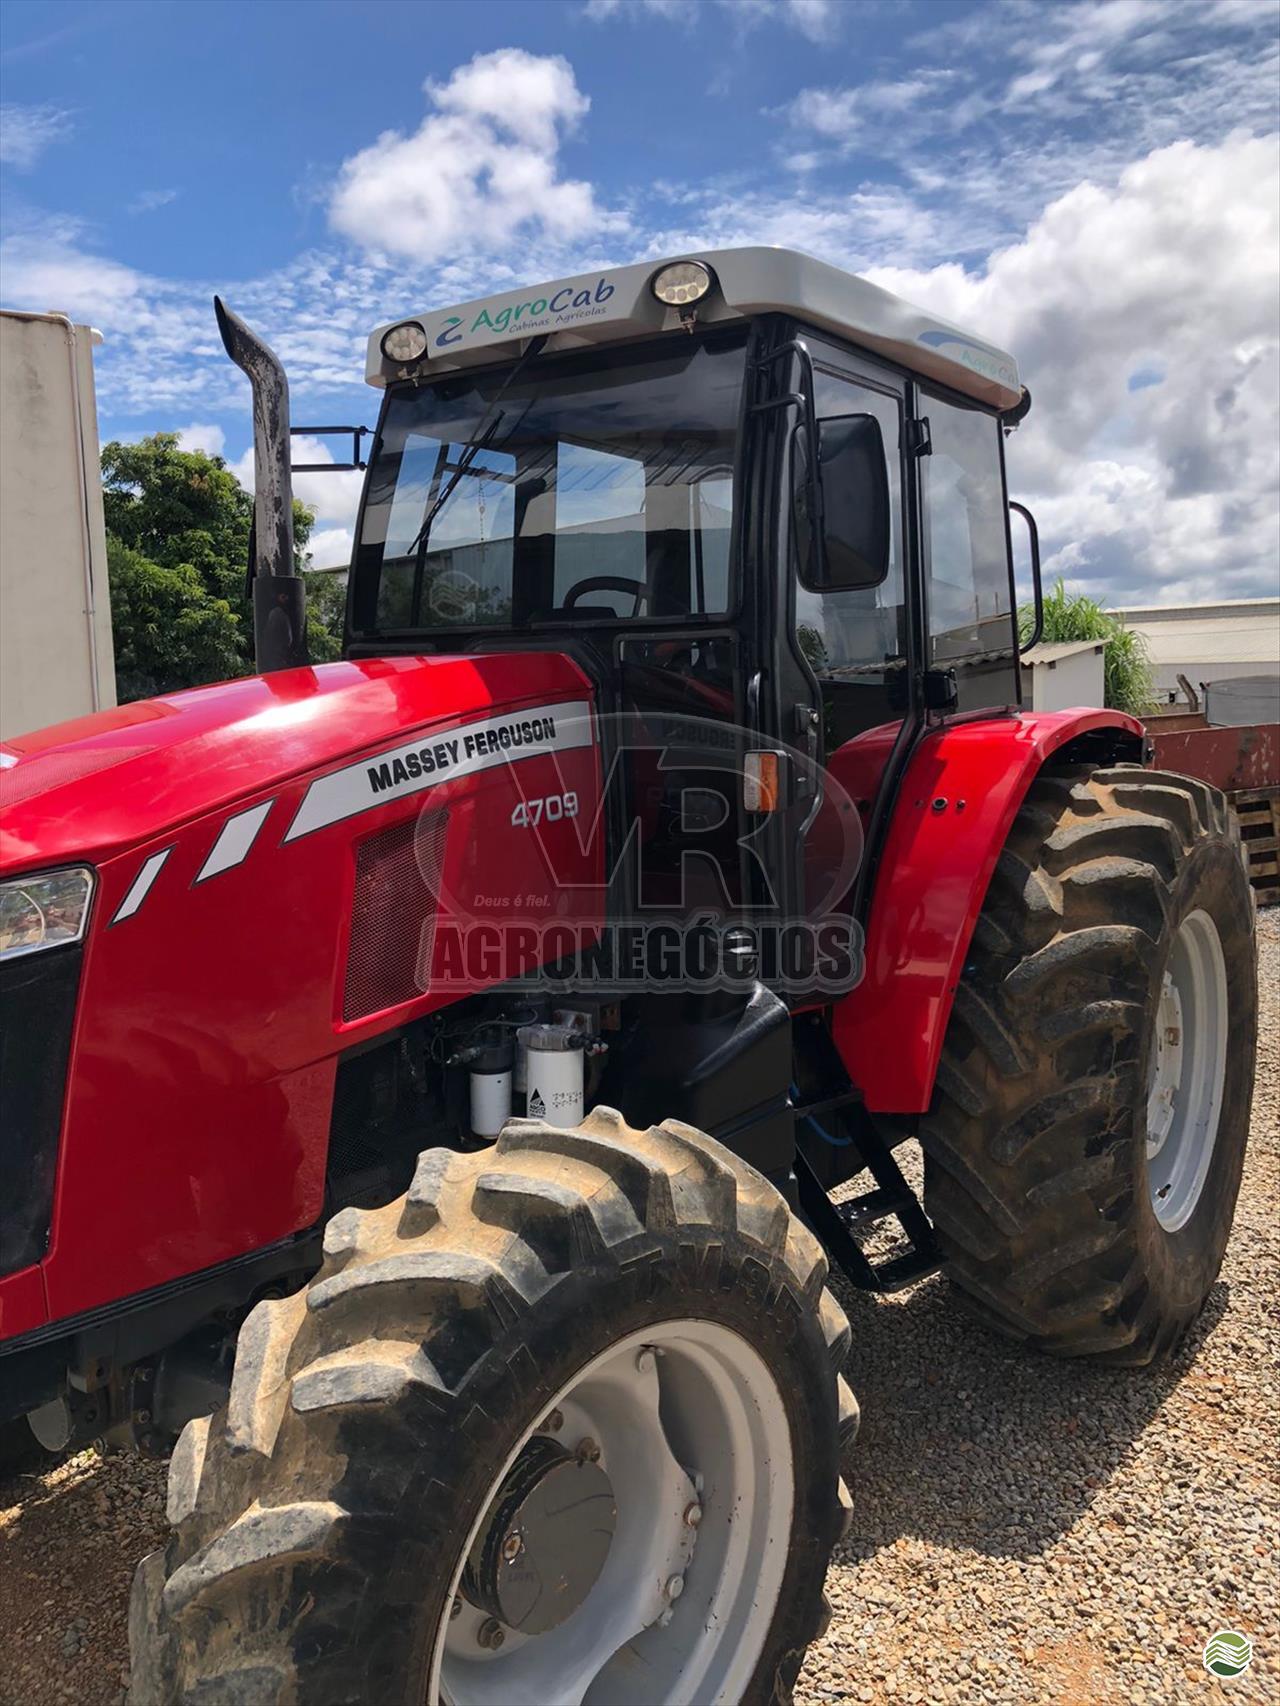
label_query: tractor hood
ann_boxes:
[0,652,591,874]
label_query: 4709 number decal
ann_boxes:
[511,792,579,828]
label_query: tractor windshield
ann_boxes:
[351,329,747,636]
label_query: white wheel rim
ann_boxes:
[429,1319,795,1705]
[1145,908,1229,1231]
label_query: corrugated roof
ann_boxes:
[1022,639,1109,666]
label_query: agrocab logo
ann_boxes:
[433,276,618,349]
[412,706,867,1000]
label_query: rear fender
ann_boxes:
[831,708,1144,1114]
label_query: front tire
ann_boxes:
[129,1109,857,1704]
[919,765,1257,1365]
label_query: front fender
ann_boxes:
[832,708,1144,1114]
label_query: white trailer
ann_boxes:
[0,310,117,740]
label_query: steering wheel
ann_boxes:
[561,576,648,617]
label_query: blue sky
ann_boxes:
[2,0,1278,600]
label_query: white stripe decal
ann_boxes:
[112,847,172,924]
[284,700,594,843]
[195,799,274,884]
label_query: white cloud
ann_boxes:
[863,134,1280,603]
[306,527,355,572]
[788,86,859,141]
[784,0,1278,240]
[0,215,155,323]
[783,0,837,40]
[0,103,72,169]
[174,422,226,457]
[586,0,836,37]
[328,49,611,266]
[784,70,957,143]
[129,188,179,215]
[429,46,587,149]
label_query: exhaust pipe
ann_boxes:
[214,296,307,673]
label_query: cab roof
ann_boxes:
[366,245,1022,413]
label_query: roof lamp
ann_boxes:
[650,261,713,309]
[381,321,429,363]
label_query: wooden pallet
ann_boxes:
[1230,785,1280,907]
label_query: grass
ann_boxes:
[1020,579,1157,717]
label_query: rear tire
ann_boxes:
[128,1108,856,1704]
[918,766,1257,1365]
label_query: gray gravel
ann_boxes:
[1,916,1276,1706]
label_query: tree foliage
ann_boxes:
[101,433,347,700]
[303,568,347,664]
[1019,578,1156,717]
[106,537,245,702]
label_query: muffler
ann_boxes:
[214,296,307,673]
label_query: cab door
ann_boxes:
[917,385,1021,713]
[786,338,917,926]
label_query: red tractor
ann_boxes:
[0,250,1257,1704]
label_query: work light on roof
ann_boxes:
[650,261,713,308]
[381,320,428,363]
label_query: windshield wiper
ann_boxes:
[409,333,548,560]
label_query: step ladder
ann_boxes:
[792,1090,943,1294]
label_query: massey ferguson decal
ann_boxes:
[366,711,563,794]
[284,700,594,841]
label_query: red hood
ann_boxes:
[0,652,590,873]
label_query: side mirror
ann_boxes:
[811,413,891,590]
[790,420,821,586]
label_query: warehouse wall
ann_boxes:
[0,312,117,742]
[1116,599,1280,702]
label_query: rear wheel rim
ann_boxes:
[1145,908,1229,1232]
[430,1319,795,1705]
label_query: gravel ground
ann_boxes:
[1,915,1276,1706]
[800,908,1280,1706]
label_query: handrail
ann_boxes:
[1010,500,1043,654]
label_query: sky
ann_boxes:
[1,0,1278,602]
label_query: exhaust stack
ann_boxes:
[214,296,307,673]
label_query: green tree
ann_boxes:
[303,569,347,663]
[101,433,346,700]
[106,537,245,702]
[1019,578,1156,717]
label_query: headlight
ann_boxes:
[381,320,429,363]
[0,867,95,961]
[650,260,713,308]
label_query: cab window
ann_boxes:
[921,392,1015,667]
[793,361,908,753]
[354,332,747,635]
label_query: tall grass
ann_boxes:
[1020,579,1157,717]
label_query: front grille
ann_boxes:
[343,810,449,1022]
[0,943,82,1276]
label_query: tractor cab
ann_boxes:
[346,251,1033,940]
